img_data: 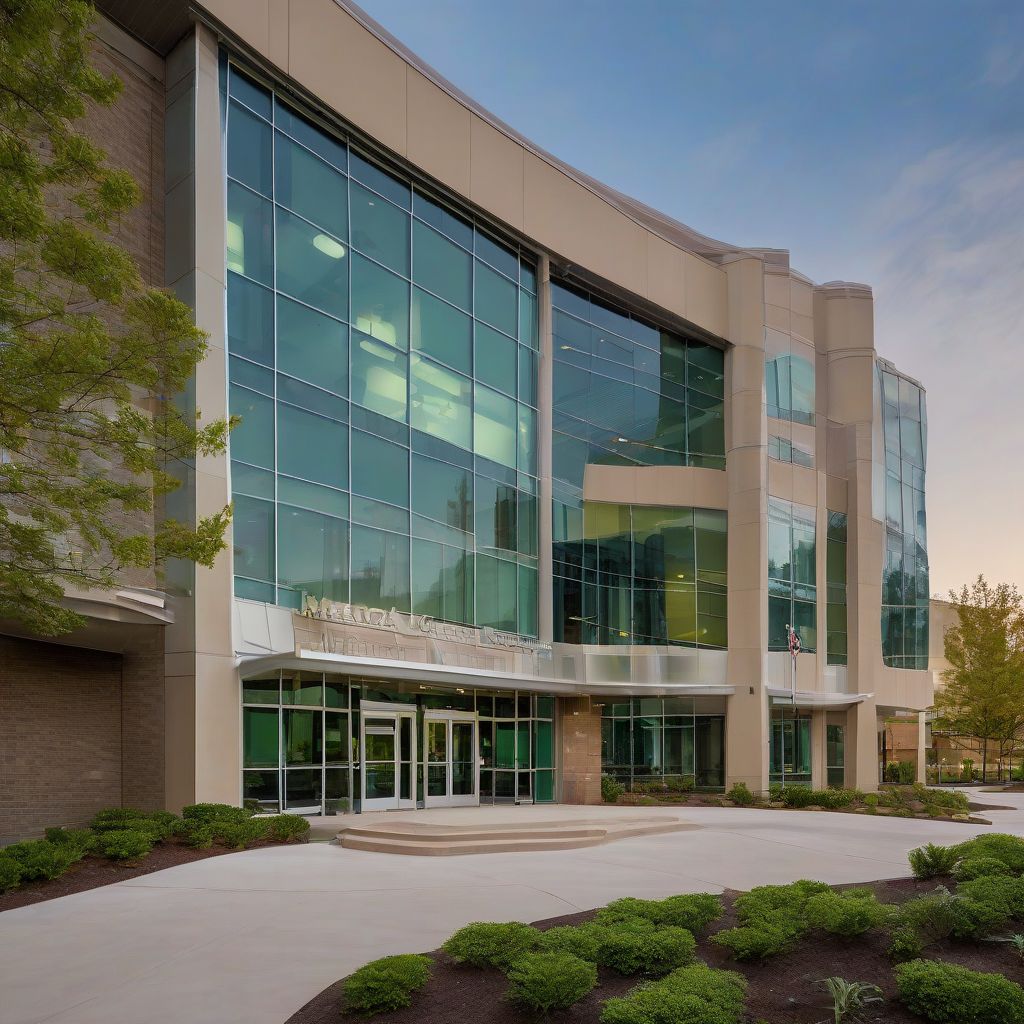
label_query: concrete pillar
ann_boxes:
[846,698,880,792]
[917,711,927,784]
[810,709,827,789]
[559,696,602,804]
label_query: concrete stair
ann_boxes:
[336,815,697,855]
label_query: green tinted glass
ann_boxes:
[277,296,347,394]
[278,505,348,602]
[350,182,409,275]
[274,133,348,239]
[227,182,273,285]
[275,208,347,320]
[229,385,274,469]
[277,403,347,488]
[228,101,272,196]
[412,288,471,373]
[474,384,516,469]
[413,221,471,310]
[351,430,409,507]
[351,332,408,421]
[410,354,471,450]
[351,254,409,350]
[474,261,517,337]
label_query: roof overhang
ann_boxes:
[767,688,872,709]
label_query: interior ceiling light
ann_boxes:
[313,233,346,259]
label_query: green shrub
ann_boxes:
[211,818,267,850]
[955,856,1015,882]
[768,783,784,801]
[778,786,818,807]
[143,810,180,840]
[895,887,959,943]
[591,919,696,976]
[947,895,1009,940]
[596,893,722,933]
[44,827,96,855]
[632,780,667,796]
[90,807,149,832]
[713,922,795,960]
[664,775,695,793]
[342,954,431,1014]
[913,783,970,814]
[713,879,829,960]
[181,823,217,849]
[958,874,1024,918]
[0,856,24,892]
[897,761,917,784]
[600,962,747,1024]
[887,925,924,962]
[895,959,1024,1024]
[726,782,755,806]
[806,888,891,938]
[602,775,625,803]
[181,802,253,825]
[263,814,310,842]
[97,829,153,860]
[953,833,1024,874]
[536,924,603,962]
[505,952,597,1012]
[864,793,879,808]
[442,922,539,969]
[908,843,959,879]
[4,839,79,880]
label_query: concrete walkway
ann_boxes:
[2,789,1022,1024]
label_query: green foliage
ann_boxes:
[897,761,917,784]
[0,855,25,892]
[887,925,925,962]
[4,839,79,880]
[909,843,960,879]
[602,775,625,803]
[589,920,696,976]
[0,0,232,635]
[536,925,603,962]
[820,977,883,1024]
[181,803,253,825]
[442,922,539,970]
[864,794,879,808]
[44,827,96,855]
[894,887,960,943]
[806,888,892,938]
[954,856,1013,881]
[914,784,970,814]
[958,874,1024,918]
[263,814,310,842]
[895,958,1024,1024]
[96,828,153,860]
[595,893,722,933]
[209,818,267,850]
[953,833,1024,874]
[599,962,747,1024]
[777,786,858,809]
[664,775,695,793]
[713,880,830,960]
[505,952,597,1012]
[89,807,178,842]
[726,782,755,805]
[341,954,431,1015]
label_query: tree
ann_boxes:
[0,1,232,635]
[934,577,1024,782]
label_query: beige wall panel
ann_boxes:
[645,232,687,319]
[725,690,769,790]
[164,671,197,810]
[684,254,728,339]
[791,312,814,343]
[791,465,817,506]
[194,653,241,803]
[791,279,813,318]
[524,153,647,299]
[468,115,524,230]
[726,446,765,495]
[765,302,790,333]
[724,258,765,346]
[728,486,763,527]
[731,387,765,445]
[729,344,765,395]
[287,0,408,156]
[266,0,290,72]
[407,69,471,197]
[582,465,728,509]
[728,522,764,592]
[764,273,790,310]
[826,475,848,511]
[768,459,793,499]
[204,0,270,54]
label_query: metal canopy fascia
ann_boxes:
[767,688,873,709]
[236,649,735,699]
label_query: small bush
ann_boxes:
[506,952,597,1012]
[664,775,695,793]
[958,874,1024,918]
[536,924,603,962]
[342,954,431,1015]
[726,782,755,806]
[602,775,625,804]
[143,810,181,840]
[897,761,917,785]
[0,856,24,892]
[591,919,696,976]
[806,888,891,938]
[596,893,722,933]
[714,879,830,960]
[713,922,796,960]
[600,962,747,1024]
[864,793,879,808]
[97,829,154,860]
[908,843,959,879]
[4,839,79,881]
[181,823,217,849]
[887,925,924,962]
[210,818,267,850]
[953,833,1024,874]
[44,828,96,855]
[947,894,1009,940]
[632,780,667,796]
[442,922,539,969]
[181,802,253,825]
[895,887,960,943]
[264,814,310,843]
[895,958,1024,1024]
[955,856,1013,882]
[90,807,150,832]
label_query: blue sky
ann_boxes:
[359,0,1024,596]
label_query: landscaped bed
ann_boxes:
[603,776,996,824]
[0,803,310,913]
[289,833,1024,1024]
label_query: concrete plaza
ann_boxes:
[2,792,1022,1024]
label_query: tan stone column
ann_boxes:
[810,709,827,789]
[917,711,928,784]
[559,696,602,804]
[846,698,880,792]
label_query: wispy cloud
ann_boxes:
[981,40,1024,87]
[867,139,1024,594]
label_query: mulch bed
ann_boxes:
[286,877,1024,1024]
[0,838,294,914]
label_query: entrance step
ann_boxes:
[336,815,696,856]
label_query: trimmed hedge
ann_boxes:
[505,952,597,1012]
[264,814,310,842]
[4,839,81,881]
[342,954,431,1014]
[536,925,603,962]
[596,893,722,933]
[442,922,539,969]
[953,833,1024,874]
[805,887,891,938]
[589,919,696,976]
[0,856,24,892]
[954,856,1012,882]
[600,962,747,1024]
[895,959,1024,1024]
[713,879,830,960]
[97,829,154,860]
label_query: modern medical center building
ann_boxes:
[0,0,936,837]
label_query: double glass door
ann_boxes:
[424,711,478,808]
[360,704,416,812]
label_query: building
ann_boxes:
[0,0,935,838]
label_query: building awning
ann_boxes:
[237,648,735,699]
[767,688,873,709]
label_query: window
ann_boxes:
[826,512,848,666]
[767,497,817,652]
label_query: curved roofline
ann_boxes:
[337,0,756,264]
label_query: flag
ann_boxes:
[787,624,801,658]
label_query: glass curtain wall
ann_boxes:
[826,511,848,665]
[766,351,815,425]
[551,281,725,486]
[879,365,929,668]
[769,708,812,786]
[553,502,727,647]
[826,722,846,787]
[242,673,556,813]
[767,498,817,651]
[224,63,540,637]
[600,697,726,789]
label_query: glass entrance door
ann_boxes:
[424,711,479,807]
[360,704,416,811]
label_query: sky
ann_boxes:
[357,0,1024,598]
